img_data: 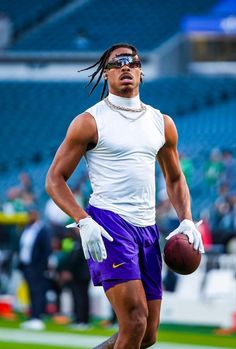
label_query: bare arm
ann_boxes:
[45,112,97,223]
[157,115,192,222]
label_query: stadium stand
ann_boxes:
[8,0,217,51]
[0,0,72,37]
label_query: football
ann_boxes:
[163,233,201,275]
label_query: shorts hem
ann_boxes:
[92,275,141,287]
[146,294,163,301]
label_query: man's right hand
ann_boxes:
[78,217,113,263]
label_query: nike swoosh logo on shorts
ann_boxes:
[112,262,126,269]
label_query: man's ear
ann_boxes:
[103,69,108,80]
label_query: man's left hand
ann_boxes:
[166,219,205,253]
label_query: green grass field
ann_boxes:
[0,316,235,349]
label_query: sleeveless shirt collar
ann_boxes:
[108,93,141,109]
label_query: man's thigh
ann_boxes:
[106,280,155,328]
[106,280,148,325]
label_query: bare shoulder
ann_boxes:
[70,112,97,132]
[163,114,178,146]
[66,112,97,144]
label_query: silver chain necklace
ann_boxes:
[104,97,147,120]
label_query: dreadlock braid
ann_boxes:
[78,43,139,100]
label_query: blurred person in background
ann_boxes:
[2,172,36,214]
[18,172,34,194]
[210,182,235,249]
[20,191,36,211]
[212,183,234,231]
[63,231,91,330]
[50,229,90,330]
[18,172,35,198]
[46,43,204,349]
[46,225,91,328]
[204,148,224,193]
[2,187,24,214]
[156,187,179,235]
[18,205,51,330]
[179,152,194,188]
[221,149,236,193]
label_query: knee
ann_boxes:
[132,312,147,336]
[120,307,147,337]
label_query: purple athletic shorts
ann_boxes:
[86,204,163,300]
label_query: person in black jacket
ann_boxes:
[57,231,91,329]
[67,236,91,329]
[19,205,51,330]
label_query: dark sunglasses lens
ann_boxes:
[106,56,141,69]
[106,61,123,69]
[129,61,141,68]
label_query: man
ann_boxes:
[46,43,204,349]
[19,206,51,330]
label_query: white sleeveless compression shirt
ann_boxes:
[85,94,165,227]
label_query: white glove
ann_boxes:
[66,217,113,262]
[166,219,205,253]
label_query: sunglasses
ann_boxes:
[105,55,141,70]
